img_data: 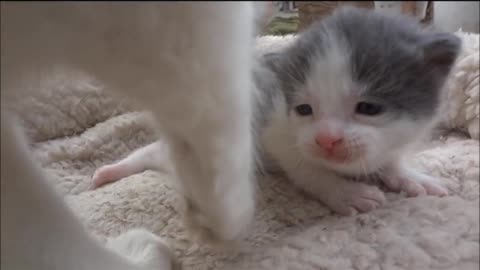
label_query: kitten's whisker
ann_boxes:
[376,167,388,178]
[294,156,305,171]
[289,141,305,150]
[284,142,305,171]
[351,140,368,179]
[346,139,353,160]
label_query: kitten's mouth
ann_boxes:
[307,147,353,164]
[307,144,364,165]
[321,151,352,164]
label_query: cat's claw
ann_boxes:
[323,181,386,216]
[106,229,179,270]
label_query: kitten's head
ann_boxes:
[265,7,461,175]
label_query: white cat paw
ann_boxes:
[106,229,179,270]
[383,168,448,197]
[323,181,386,216]
[179,193,255,248]
[91,163,127,188]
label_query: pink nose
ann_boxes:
[315,134,344,152]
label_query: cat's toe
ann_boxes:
[419,178,449,196]
[384,168,448,197]
[327,183,386,215]
[402,179,427,197]
[403,179,448,197]
[352,194,384,213]
[106,229,179,270]
[91,164,123,188]
[351,185,386,213]
[331,205,357,216]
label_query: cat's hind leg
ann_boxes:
[92,141,172,188]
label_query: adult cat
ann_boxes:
[1,2,262,269]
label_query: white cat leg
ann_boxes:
[1,112,175,270]
[2,2,256,245]
[106,3,257,243]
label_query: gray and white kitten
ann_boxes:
[93,7,461,215]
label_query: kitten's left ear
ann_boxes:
[422,33,462,76]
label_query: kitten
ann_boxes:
[259,7,460,214]
[2,3,261,269]
[93,7,461,216]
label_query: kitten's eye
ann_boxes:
[295,104,313,116]
[355,102,384,116]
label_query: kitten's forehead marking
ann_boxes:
[327,7,449,119]
[276,6,459,122]
[304,31,355,118]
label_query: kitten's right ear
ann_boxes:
[422,33,462,77]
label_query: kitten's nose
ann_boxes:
[315,134,344,152]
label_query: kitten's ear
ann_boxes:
[422,33,461,76]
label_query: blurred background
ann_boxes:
[263,1,479,36]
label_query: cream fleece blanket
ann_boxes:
[12,32,479,270]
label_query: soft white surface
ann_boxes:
[14,33,479,270]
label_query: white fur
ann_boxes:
[1,2,259,269]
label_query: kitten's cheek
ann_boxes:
[301,143,324,161]
[357,146,370,160]
[302,143,317,157]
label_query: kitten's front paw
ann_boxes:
[323,181,386,216]
[106,229,179,270]
[383,167,448,197]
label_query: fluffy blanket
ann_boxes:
[13,32,479,270]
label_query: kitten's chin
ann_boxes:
[302,150,381,176]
